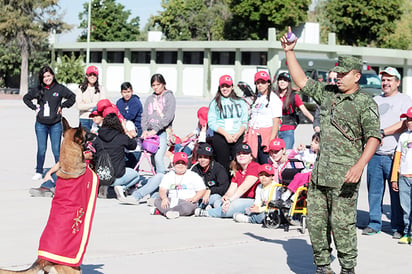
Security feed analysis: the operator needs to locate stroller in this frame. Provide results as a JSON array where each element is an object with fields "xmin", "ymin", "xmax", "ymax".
[{"xmin": 263, "ymin": 158, "xmax": 309, "ymax": 233}]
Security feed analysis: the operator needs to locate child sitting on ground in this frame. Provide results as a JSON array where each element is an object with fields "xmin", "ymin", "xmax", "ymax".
[
  {"xmin": 232, "ymin": 164, "xmax": 277, "ymax": 224},
  {"xmin": 150, "ymin": 152, "xmax": 206, "ymax": 219},
  {"xmin": 391, "ymin": 107, "xmax": 412, "ymax": 244}
]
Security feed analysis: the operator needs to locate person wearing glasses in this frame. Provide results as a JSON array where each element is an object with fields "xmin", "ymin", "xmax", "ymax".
[
  {"xmin": 313, "ymin": 70, "xmax": 338, "ymax": 132},
  {"xmin": 76, "ymin": 66, "xmax": 106, "ymax": 131},
  {"xmin": 280, "ymin": 27, "xmax": 380, "ymax": 274}
]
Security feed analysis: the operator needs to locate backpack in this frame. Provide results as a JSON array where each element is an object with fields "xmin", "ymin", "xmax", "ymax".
[{"xmin": 94, "ymin": 140, "xmax": 115, "ymax": 186}]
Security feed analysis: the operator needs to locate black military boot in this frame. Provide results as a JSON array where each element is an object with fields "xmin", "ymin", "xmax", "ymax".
[{"xmin": 340, "ymin": 268, "xmax": 355, "ymax": 274}]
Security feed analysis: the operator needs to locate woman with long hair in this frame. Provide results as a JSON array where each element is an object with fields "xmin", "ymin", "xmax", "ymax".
[
  {"xmin": 195, "ymin": 144, "xmax": 260, "ymax": 218},
  {"xmin": 23, "ymin": 65, "xmax": 76, "ymax": 180},
  {"xmin": 76, "ymin": 66, "xmax": 106, "ymax": 131},
  {"xmin": 245, "ymin": 71, "xmax": 282, "ymax": 164},
  {"xmin": 274, "ymin": 72, "xmax": 313, "ymax": 149},
  {"xmin": 141, "ymin": 73, "xmax": 176, "ymax": 174},
  {"xmin": 207, "ymin": 75, "xmax": 249, "ymax": 171}
]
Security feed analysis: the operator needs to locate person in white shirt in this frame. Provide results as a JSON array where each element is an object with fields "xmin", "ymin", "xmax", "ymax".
[
  {"xmin": 150, "ymin": 152, "xmax": 206, "ymax": 219},
  {"xmin": 245, "ymin": 71, "xmax": 282, "ymax": 164}
]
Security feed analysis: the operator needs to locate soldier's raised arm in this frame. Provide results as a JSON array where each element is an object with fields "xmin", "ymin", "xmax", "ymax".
[{"xmin": 280, "ymin": 26, "xmax": 308, "ymax": 89}]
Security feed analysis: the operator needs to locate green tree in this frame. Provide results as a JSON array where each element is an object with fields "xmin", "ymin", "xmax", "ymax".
[
  {"xmin": 78, "ymin": 0, "xmax": 140, "ymax": 42},
  {"xmin": 379, "ymin": 0, "xmax": 412, "ymax": 50},
  {"xmin": 226, "ymin": 0, "xmax": 311, "ymax": 40},
  {"xmin": 0, "ymin": 0, "xmax": 70, "ymax": 95},
  {"xmin": 55, "ymin": 53, "xmax": 85, "ymax": 84},
  {"xmin": 153, "ymin": 0, "xmax": 230, "ymax": 41},
  {"xmin": 322, "ymin": 0, "xmax": 402, "ymax": 47}
]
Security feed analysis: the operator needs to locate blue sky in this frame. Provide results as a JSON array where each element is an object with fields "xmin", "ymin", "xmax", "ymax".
[{"xmin": 57, "ymin": 0, "xmax": 162, "ymax": 42}]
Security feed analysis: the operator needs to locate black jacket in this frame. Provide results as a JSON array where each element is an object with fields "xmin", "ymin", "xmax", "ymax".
[
  {"xmin": 93, "ymin": 127, "xmax": 137, "ymax": 178},
  {"xmin": 23, "ymin": 83, "xmax": 76, "ymax": 125},
  {"xmin": 191, "ymin": 160, "xmax": 230, "ymax": 196}
]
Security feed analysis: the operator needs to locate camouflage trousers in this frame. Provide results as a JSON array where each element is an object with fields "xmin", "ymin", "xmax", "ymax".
[{"xmin": 307, "ymin": 183, "xmax": 359, "ymax": 269}]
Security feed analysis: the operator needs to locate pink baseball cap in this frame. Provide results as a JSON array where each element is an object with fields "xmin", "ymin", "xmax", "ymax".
[
  {"xmin": 400, "ymin": 106, "xmax": 412, "ymax": 119},
  {"xmin": 269, "ymin": 138, "xmax": 285, "ymax": 151},
  {"xmin": 173, "ymin": 152, "xmax": 188, "ymax": 164},
  {"xmin": 86, "ymin": 65, "xmax": 99, "ymax": 76},
  {"xmin": 254, "ymin": 71, "xmax": 271, "ymax": 83},
  {"xmin": 197, "ymin": 107, "xmax": 209, "ymax": 126},
  {"xmin": 258, "ymin": 164, "xmax": 275, "ymax": 176},
  {"xmin": 219, "ymin": 75, "xmax": 233, "ymax": 87}
]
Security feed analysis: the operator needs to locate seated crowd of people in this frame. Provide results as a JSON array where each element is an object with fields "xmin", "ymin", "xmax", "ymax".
[{"xmin": 27, "ymin": 71, "xmax": 320, "ymax": 227}]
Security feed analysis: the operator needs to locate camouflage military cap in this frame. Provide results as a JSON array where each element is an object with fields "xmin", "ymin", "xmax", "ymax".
[{"xmin": 332, "ymin": 56, "xmax": 363, "ymax": 73}]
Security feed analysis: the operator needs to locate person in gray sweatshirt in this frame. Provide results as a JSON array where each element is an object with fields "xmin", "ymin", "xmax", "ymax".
[{"xmin": 141, "ymin": 74, "xmax": 176, "ymax": 174}]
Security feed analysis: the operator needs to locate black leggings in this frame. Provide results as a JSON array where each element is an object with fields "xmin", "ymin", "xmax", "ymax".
[{"xmin": 212, "ymin": 132, "xmax": 244, "ymax": 171}]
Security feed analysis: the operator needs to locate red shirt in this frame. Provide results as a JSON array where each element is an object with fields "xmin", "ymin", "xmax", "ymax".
[
  {"xmin": 231, "ymin": 161, "xmax": 260, "ymax": 198},
  {"xmin": 279, "ymin": 93, "xmax": 303, "ymax": 131}
]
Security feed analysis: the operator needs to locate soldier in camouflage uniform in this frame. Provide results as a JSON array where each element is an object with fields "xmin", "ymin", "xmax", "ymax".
[{"xmin": 280, "ymin": 29, "xmax": 381, "ymax": 274}]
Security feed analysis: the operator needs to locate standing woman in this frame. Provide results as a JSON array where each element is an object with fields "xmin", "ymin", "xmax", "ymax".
[
  {"xmin": 246, "ymin": 71, "xmax": 282, "ymax": 164},
  {"xmin": 76, "ymin": 65, "xmax": 106, "ymax": 131},
  {"xmin": 141, "ymin": 74, "xmax": 176, "ymax": 174},
  {"xmin": 23, "ymin": 65, "xmax": 76, "ymax": 180},
  {"xmin": 208, "ymin": 75, "xmax": 249, "ymax": 171},
  {"xmin": 274, "ymin": 72, "xmax": 313, "ymax": 149}
]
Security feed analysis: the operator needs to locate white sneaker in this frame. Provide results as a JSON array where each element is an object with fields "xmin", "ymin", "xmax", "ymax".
[
  {"xmin": 114, "ymin": 186, "xmax": 126, "ymax": 200},
  {"xmin": 166, "ymin": 211, "xmax": 180, "ymax": 219},
  {"xmin": 146, "ymin": 197, "xmax": 156, "ymax": 207},
  {"xmin": 194, "ymin": 208, "xmax": 209, "ymax": 217},
  {"xmin": 119, "ymin": 196, "xmax": 140, "ymax": 205},
  {"xmin": 32, "ymin": 173, "xmax": 42, "ymax": 181},
  {"xmin": 233, "ymin": 213, "xmax": 250, "ymax": 223}
]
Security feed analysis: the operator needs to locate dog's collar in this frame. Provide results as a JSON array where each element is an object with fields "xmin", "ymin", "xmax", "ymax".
[{"xmin": 58, "ymin": 166, "xmax": 86, "ymax": 177}]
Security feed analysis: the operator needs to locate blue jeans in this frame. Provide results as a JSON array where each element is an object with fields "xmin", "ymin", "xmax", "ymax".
[
  {"xmin": 174, "ymin": 143, "xmax": 192, "ymax": 156},
  {"xmin": 207, "ymin": 198, "xmax": 254, "ymax": 218},
  {"xmin": 279, "ymin": 129, "xmax": 295, "ymax": 150},
  {"xmin": 131, "ymin": 173, "xmax": 164, "ymax": 200},
  {"xmin": 153, "ymin": 131, "xmax": 168, "ymax": 174},
  {"xmin": 35, "ymin": 121, "xmax": 62, "ymax": 174},
  {"xmin": 80, "ymin": 118, "xmax": 93, "ymax": 131},
  {"xmin": 249, "ymin": 212, "xmax": 265, "ymax": 224},
  {"xmin": 366, "ymin": 154, "xmax": 404, "ymax": 232},
  {"xmin": 111, "ymin": 168, "xmax": 141, "ymax": 190},
  {"xmin": 199, "ymin": 193, "xmax": 223, "ymax": 209},
  {"xmin": 40, "ymin": 168, "xmax": 57, "ymax": 189},
  {"xmin": 399, "ymin": 175, "xmax": 412, "ymax": 236}
]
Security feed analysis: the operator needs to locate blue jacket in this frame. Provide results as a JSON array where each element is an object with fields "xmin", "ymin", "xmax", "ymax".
[{"xmin": 116, "ymin": 94, "xmax": 143, "ymax": 136}]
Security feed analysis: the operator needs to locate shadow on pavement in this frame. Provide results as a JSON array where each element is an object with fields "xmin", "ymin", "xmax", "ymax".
[{"xmin": 244, "ymin": 232, "xmax": 317, "ymax": 273}]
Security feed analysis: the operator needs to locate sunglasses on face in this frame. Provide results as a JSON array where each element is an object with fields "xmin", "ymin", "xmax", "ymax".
[{"xmin": 327, "ymin": 78, "xmax": 337, "ymax": 83}]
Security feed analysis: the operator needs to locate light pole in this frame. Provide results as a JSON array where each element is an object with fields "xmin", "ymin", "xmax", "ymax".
[{"xmin": 86, "ymin": 0, "xmax": 91, "ymax": 64}]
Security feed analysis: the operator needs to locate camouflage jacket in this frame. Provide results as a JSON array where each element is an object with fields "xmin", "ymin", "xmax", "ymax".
[{"xmin": 301, "ymin": 79, "xmax": 381, "ymax": 188}]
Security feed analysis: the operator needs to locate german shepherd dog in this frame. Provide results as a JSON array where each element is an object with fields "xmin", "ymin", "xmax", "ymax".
[{"xmin": 0, "ymin": 118, "xmax": 97, "ymax": 274}]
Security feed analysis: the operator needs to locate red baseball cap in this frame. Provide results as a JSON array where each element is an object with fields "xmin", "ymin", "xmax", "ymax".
[
  {"xmin": 89, "ymin": 107, "xmax": 100, "ymax": 118},
  {"xmin": 254, "ymin": 71, "xmax": 271, "ymax": 83},
  {"xmin": 173, "ymin": 152, "xmax": 188, "ymax": 164},
  {"xmin": 197, "ymin": 107, "xmax": 208, "ymax": 126},
  {"xmin": 219, "ymin": 75, "xmax": 233, "ymax": 87},
  {"xmin": 258, "ymin": 164, "xmax": 275, "ymax": 176},
  {"xmin": 400, "ymin": 106, "xmax": 412, "ymax": 119},
  {"xmin": 102, "ymin": 106, "xmax": 117, "ymax": 118},
  {"xmin": 96, "ymin": 99, "xmax": 112, "ymax": 112},
  {"xmin": 269, "ymin": 138, "xmax": 285, "ymax": 151},
  {"xmin": 86, "ymin": 65, "xmax": 99, "ymax": 76}
]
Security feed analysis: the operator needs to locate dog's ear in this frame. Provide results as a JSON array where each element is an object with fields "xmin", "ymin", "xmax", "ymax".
[
  {"xmin": 61, "ymin": 117, "xmax": 71, "ymax": 136},
  {"xmin": 73, "ymin": 127, "xmax": 86, "ymax": 145}
]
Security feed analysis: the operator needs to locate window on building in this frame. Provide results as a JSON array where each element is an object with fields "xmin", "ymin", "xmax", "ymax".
[
  {"xmin": 90, "ymin": 52, "xmax": 102, "ymax": 63},
  {"xmin": 107, "ymin": 51, "xmax": 124, "ymax": 63},
  {"xmin": 183, "ymin": 51, "xmax": 204, "ymax": 64},
  {"xmin": 131, "ymin": 51, "xmax": 150, "ymax": 63},
  {"xmin": 211, "ymin": 52, "xmax": 235, "ymax": 65},
  {"xmin": 156, "ymin": 51, "xmax": 177, "ymax": 64},
  {"xmin": 241, "ymin": 52, "xmax": 267, "ymax": 65}
]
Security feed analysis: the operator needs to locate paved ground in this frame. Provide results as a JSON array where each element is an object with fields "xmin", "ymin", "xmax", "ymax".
[{"xmin": 0, "ymin": 95, "xmax": 411, "ymax": 273}]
